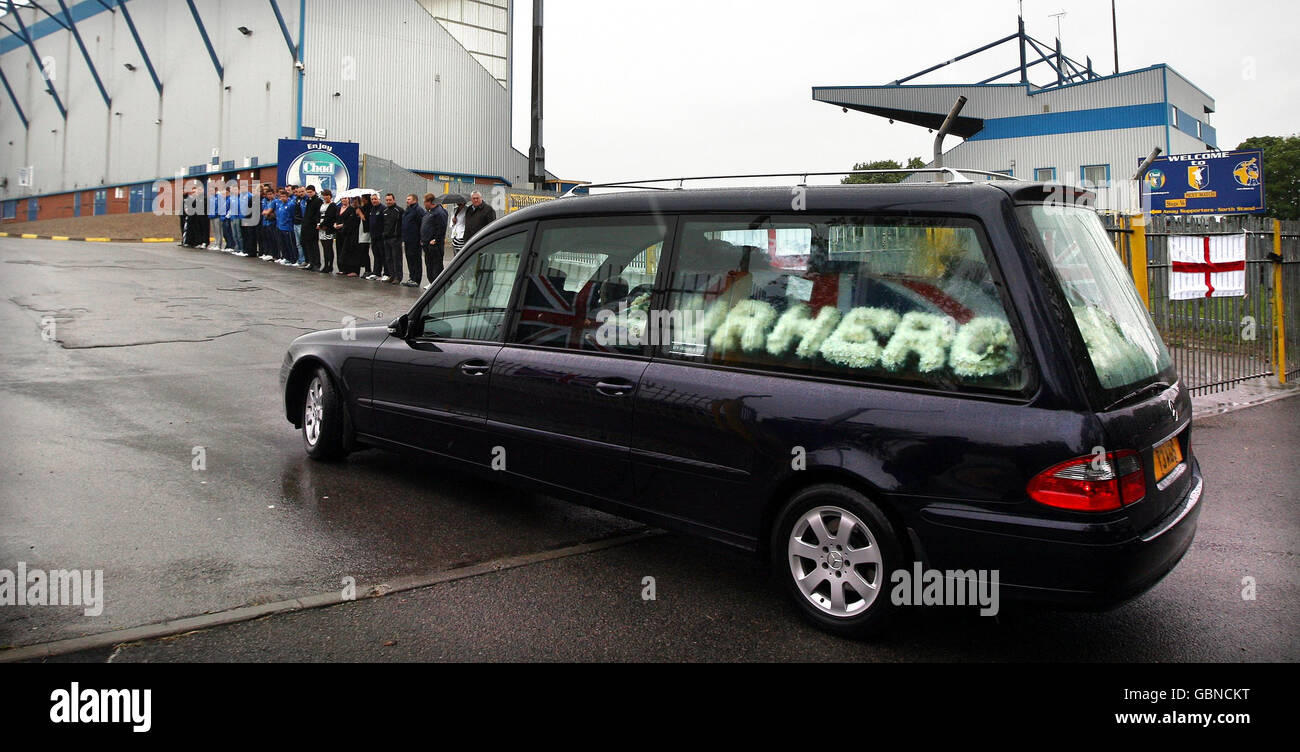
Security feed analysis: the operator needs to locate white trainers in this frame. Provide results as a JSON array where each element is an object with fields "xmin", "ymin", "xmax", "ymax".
[
  {"xmin": 423, "ymin": 283, "xmax": 432, "ymax": 290},
  {"xmin": 379, "ymin": 275, "xmax": 390, "ymax": 282},
  {"xmin": 366, "ymin": 274, "xmax": 378, "ymax": 280}
]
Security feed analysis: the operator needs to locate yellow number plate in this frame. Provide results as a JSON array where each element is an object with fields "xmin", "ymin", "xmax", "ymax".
[{"xmin": 1152, "ymin": 437, "xmax": 1184, "ymax": 481}]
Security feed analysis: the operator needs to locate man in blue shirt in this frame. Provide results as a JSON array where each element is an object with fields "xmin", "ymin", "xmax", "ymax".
[
  {"xmin": 221, "ymin": 185, "xmax": 241, "ymax": 253},
  {"xmin": 260, "ymin": 185, "xmax": 277, "ymax": 261},
  {"xmin": 274, "ymin": 189, "xmax": 298, "ymax": 265}
]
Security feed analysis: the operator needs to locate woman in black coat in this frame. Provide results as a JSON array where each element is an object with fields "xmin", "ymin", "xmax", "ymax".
[
  {"xmin": 336, "ymin": 198, "xmax": 363, "ymax": 276},
  {"xmin": 356, "ymin": 197, "xmax": 373, "ymax": 277}
]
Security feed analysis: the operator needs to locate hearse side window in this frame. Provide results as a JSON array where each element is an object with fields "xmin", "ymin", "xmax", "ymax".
[
  {"xmin": 413, "ymin": 232, "xmax": 526, "ymax": 341},
  {"xmin": 512, "ymin": 218, "xmax": 668, "ymax": 354},
  {"xmin": 658, "ymin": 215, "xmax": 1027, "ymax": 392}
]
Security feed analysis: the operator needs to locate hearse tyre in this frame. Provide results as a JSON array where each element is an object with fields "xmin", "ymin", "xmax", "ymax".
[
  {"xmin": 301, "ymin": 365, "xmax": 348, "ymax": 461},
  {"xmin": 773, "ymin": 483, "xmax": 904, "ymax": 638}
]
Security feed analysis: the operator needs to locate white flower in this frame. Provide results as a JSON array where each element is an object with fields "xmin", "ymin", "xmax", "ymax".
[
  {"xmin": 711, "ymin": 299, "xmax": 778, "ymax": 353},
  {"xmin": 766, "ymin": 304, "xmax": 843, "ymax": 359},
  {"xmin": 819, "ymin": 307, "xmax": 901, "ymax": 369},
  {"xmin": 880, "ymin": 312, "xmax": 956, "ymax": 372},
  {"xmin": 949, "ymin": 317, "xmax": 1019, "ymax": 377},
  {"xmin": 1071, "ymin": 305, "xmax": 1151, "ymax": 388},
  {"xmin": 690, "ymin": 297, "xmax": 733, "ymax": 343}
]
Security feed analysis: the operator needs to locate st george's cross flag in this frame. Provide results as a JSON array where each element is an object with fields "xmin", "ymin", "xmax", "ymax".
[{"xmin": 1168, "ymin": 233, "xmax": 1247, "ymax": 300}]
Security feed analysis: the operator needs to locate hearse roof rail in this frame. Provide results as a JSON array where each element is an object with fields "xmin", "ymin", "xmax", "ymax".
[{"xmin": 561, "ymin": 168, "xmax": 1025, "ymax": 197}]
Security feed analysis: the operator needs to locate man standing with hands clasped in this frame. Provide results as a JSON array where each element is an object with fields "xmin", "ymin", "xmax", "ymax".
[
  {"xmin": 420, "ymin": 194, "xmax": 449, "ymax": 290},
  {"xmin": 400, "ymin": 193, "xmax": 425, "ymax": 287}
]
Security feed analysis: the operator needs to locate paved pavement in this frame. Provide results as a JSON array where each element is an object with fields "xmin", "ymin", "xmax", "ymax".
[{"xmin": 1, "ymin": 237, "xmax": 1297, "ymax": 662}]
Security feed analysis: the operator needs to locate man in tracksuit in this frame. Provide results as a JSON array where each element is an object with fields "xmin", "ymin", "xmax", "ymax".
[
  {"xmin": 239, "ymin": 184, "xmax": 259, "ymax": 257},
  {"xmin": 400, "ymin": 194, "xmax": 425, "ymax": 287},
  {"xmin": 379, "ymin": 193, "xmax": 404, "ymax": 285},
  {"xmin": 419, "ymin": 193, "xmax": 448, "ymax": 290},
  {"xmin": 205, "ymin": 183, "xmax": 223, "ymax": 249},
  {"xmin": 260, "ymin": 186, "xmax": 277, "ymax": 260},
  {"xmin": 222, "ymin": 185, "xmax": 241, "ymax": 253},
  {"xmin": 274, "ymin": 189, "xmax": 298, "ymax": 265}
]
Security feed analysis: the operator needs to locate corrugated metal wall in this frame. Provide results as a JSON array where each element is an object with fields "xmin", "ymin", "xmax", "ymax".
[
  {"xmin": 0, "ymin": 0, "xmax": 300, "ymax": 199},
  {"xmin": 0, "ymin": 0, "xmax": 525, "ymax": 202},
  {"xmin": 301, "ymin": 0, "xmax": 528, "ymax": 186}
]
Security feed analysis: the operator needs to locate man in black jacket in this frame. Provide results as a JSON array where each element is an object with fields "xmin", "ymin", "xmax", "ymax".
[
  {"xmin": 380, "ymin": 193, "xmax": 404, "ymax": 285},
  {"xmin": 300, "ymin": 185, "xmax": 323, "ymax": 270},
  {"xmin": 420, "ymin": 193, "xmax": 448, "ymax": 290},
  {"xmin": 400, "ymin": 194, "xmax": 426, "ymax": 287},
  {"xmin": 463, "ymin": 190, "xmax": 496, "ymax": 242}
]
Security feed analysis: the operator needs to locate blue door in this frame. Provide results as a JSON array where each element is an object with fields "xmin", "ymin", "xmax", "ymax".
[
  {"xmin": 129, "ymin": 185, "xmax": 145, "ymax": 213},
  {"xmin": 93, "ymin": 190, "xmax": 107, "ymax": 215},
  {"xmin": 73, "ymin": 192, "xmax": 82, "ymax": 217},
  {"xmin": 27, "ymin": 198, "xmax": 38, "ymax": 221}
]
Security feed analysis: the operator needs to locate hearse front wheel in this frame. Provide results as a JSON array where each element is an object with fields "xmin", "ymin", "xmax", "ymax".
[
  {"xmin": 302, "ymin": 366, "xmax": 347, "ymax": 461},
  {"xmin": 772, "ymin": 484, "xmax": 902, "ymax": 638}
]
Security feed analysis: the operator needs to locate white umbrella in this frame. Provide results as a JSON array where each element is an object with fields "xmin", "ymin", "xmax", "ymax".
[{"xmin": 336, "ymin": 188, "xmax": 379, "ymax": 199}]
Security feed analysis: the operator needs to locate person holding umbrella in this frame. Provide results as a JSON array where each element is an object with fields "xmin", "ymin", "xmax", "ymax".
[{"xmin": 444, "ymin": 193, "xmax": 468, "ymax": 256}]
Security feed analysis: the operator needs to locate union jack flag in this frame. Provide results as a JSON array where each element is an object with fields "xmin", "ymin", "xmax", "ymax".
[{"xmin": 516, "ymin": 274, "xmax": 610, "ymax": 351}]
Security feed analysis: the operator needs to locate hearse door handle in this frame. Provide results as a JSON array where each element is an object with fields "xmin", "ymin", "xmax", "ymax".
[
  {"xmin": 595, "ymin": 378, "xmax": 635, "ymax": 396},
  {"xmin": 459, "ymin": 359, "xmax": 491, "ymax": 376}
]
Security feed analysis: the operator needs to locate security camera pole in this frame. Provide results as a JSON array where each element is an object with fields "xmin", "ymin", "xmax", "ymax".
[{"xmin": 528, "ymin": 0, "xmax": 546, "ymax": 189}]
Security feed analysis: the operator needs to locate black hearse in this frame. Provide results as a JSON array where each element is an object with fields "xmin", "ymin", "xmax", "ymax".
[{"xmin": 281, "ymin": 175, "xmax": 1201, "ymax": 636}]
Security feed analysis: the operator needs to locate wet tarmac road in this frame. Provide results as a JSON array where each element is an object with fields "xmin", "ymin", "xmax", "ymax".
[
  {"xmin": 2, "ymin": 237, "xmax": 1297, "ymax": 661},
  {"xmin": 0, "ymin": 238, "xmax": 636, "ymax": 648}
]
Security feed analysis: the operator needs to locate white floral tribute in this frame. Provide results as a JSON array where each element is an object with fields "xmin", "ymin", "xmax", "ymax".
[
  {"xmin": 766, "ymin": 303, "xmax": 843, "ymax": 359},
  {"xmin": 711, "ymin": 300, "xmax": 778, "ymax": 353},
  {"xmin": 678, "ymin": 298, "xmax": 1022, "ymax": 381},
  {"xmin": 948, "ymin": 316, "xmax": 1019, "ymax": 378},
  {"xmin": 1070, "ymin": 304, "xmax": 1153, "ymax": 388},
  {"xmin": 689, "ymin": 297, "xmax": 734, "ymax": 343},
  {"xmin": 880, "ymin": 312, "xmax": 957, "ymax": 373},
  {"xmin": 818, "ymin": 307, "xmax": 901, "ymax": 369}
]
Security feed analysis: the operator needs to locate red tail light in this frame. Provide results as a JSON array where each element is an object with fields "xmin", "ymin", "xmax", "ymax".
[{"xmin": 1027, "ymin": 450, "xmax": 1146, "ymax": 512}]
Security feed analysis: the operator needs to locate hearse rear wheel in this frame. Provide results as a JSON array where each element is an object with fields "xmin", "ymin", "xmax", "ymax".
[{"xmin": 772, "ymin": 484, "xmax": 902, "ymax": 638}]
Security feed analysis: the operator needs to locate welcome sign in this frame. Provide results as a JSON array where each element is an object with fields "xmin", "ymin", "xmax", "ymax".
[
  {"xmin": 1139, "ymin": 149, "xmax": 1265, "ymax": 216},
  {"xmin": 276, "ymin": 139, "xmax": 359, "ymax": 194}
]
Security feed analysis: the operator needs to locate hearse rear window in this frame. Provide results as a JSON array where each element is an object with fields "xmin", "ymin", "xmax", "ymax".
[{"xmin": 653, "ymin": 215, "xmax": 1026, "ymax": 391}]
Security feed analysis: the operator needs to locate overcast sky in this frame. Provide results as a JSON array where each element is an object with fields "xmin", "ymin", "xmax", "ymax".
[{"xmin": 509, "ymin": 0, "xmax": 1299, "ymax": 185}]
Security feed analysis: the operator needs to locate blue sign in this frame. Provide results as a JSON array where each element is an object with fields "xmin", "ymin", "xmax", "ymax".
[
  {"xmin": 276, "ymin": 139, "xmax": 359, "ymax": 194},
  {"xmin": 1139, "ymin": 149, "xmax": 1265, "ymax": 216}
]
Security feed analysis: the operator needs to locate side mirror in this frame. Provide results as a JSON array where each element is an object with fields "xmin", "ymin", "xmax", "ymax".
[{"xmin": 387, "ymin": 313, "xmax": 410, "ymax": 339}]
